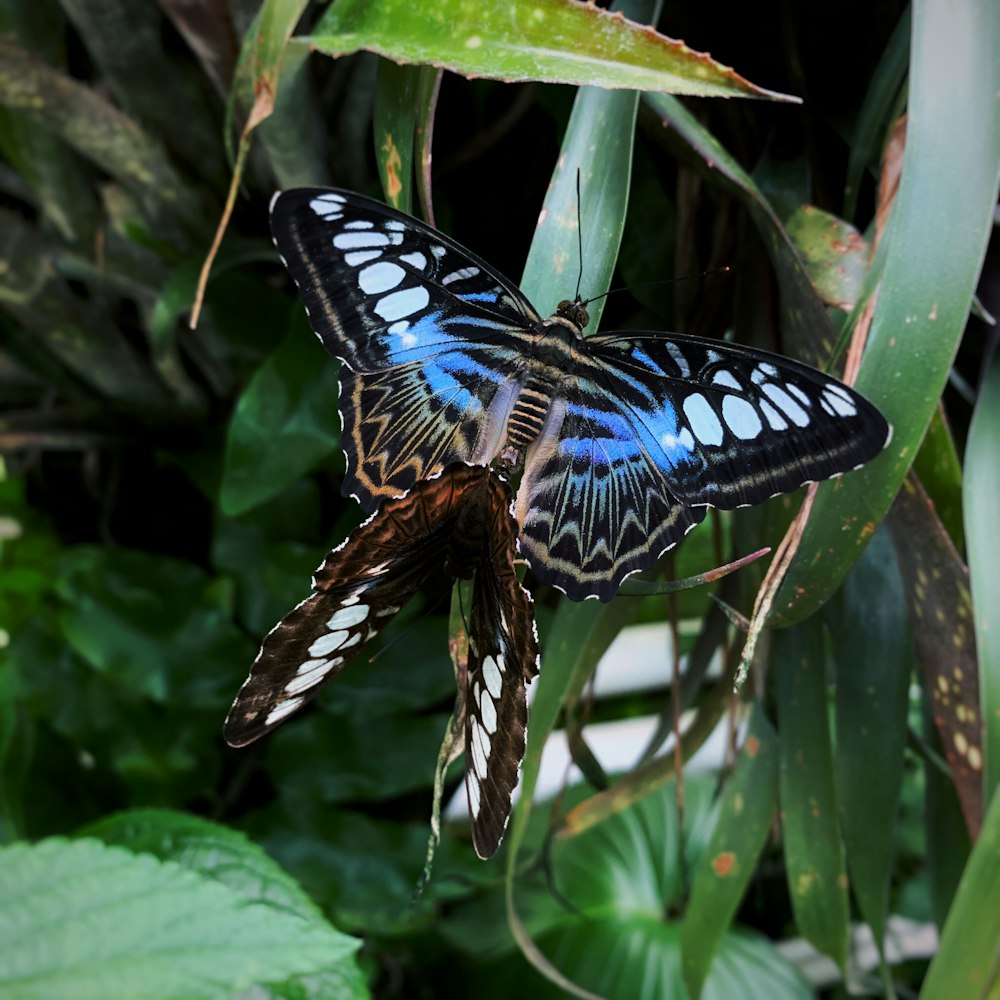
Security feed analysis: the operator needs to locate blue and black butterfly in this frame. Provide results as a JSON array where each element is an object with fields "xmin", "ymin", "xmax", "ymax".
[
  {"xmin": 270, "ymin": 188, "xmax": 892, "ymax": 602},
  {"xmin": 225, "ymin": 463, "xmax": 538, "ymax": 859}
]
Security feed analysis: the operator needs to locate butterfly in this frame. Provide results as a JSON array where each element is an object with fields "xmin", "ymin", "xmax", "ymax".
[
  {"xmin": 224, "ymin": 463, "xmax": 538, "ymax": 859},
  {"xmin": 270, "ymin": 187, "xmax": 892, "ymax": 602}
]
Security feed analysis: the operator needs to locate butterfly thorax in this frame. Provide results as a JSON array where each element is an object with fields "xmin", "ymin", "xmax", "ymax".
[{"xmin": 504, "ymin": 320, "xmax": 582, "ymax": 456}]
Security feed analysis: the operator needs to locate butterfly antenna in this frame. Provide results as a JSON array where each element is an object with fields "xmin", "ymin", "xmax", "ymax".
[
  {"xmin": 574, "ymin": 168, "xmax": 584, "ymax": 305},
  {"xmin": 580, "ymin": 267, "xmax": 732, "ymax": 311}
]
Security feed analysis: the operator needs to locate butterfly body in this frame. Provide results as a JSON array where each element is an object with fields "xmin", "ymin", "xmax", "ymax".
[
  {"xmin": 272, "ymin": 188, "xmax": 892, "ymax": 601},
  {"xmin": 225, "ymin": 463, "xmax": 537, "ymax": 859}
]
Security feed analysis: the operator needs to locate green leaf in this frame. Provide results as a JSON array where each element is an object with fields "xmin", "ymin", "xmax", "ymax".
[
  {"xmin": 540, "ymin": 781, "xmax": 809, "ymax": 1000},
  {"xmin": 309, "ymin": 0, "xmax": 798, "ymax": 100},
  {"xmin": 82, "ymin": 808, "xmax": 327, "ymax": 921},
  {"xmin": 888, "ymin": 476, "xmax": 981, "ymax": 834},
  {"xmin": 843, "ymin": 5, "xmax": 910, "ymax": 220},
  {"xmin": 0, "ymin": 837, "xmax": 362, "ymax": 1000},
  {"xmin": 683, "ymin": 705, "xmax": 780, "ymax": 999},
  {"xmin": 826, "ymin": 525, "xmax": 911, "ymax": 946},
  {"xmin": 964, "ymin": 347, "xmax": 1000, "ymax": 803},
  {"xmin": 54, "ymin": 547, "xmax": 249, "ymax": 709},
  {"xmin": 220, "ymin": 314, "xmax": 341, "ymax": 517},
  {"xmin": 770, "ymin": 0, "xmax": 1000, "ymax": 624},
  {"xmin": 774, "ymin": 620, "xmax": 849, "ymax": 969},
  {"xmin": 373, "ymin": 60, "xmax": 420, "ymax": 212},
  {"xmin": 0, "ymin": 36, "xmax": 207, "ymax": 247},
  {"xmin": 920, "ymin": 789, "xmax": 1000, "ymax": 998},
  {"xmin": 784, "ymin": 204, "xmax": 867, "ymax": 311}
]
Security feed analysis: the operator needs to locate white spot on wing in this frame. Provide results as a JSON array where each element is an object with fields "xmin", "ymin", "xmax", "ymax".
[
  {"xmin": 373, "ymin": 286, "xmax": 430, "ymax": 321},
  {"xmin": 721, "ymin": 396, "xmax": 763, "ymax": 439},
  {"xmin": 285, "ymin": 659, "xmax": 334, "ymax": 695},
  {"xmin": 759, "ymin": 399, "xmax": 788, "ymax": 430},
  {"xmin": 265, "ymin": 696, "xmax": 305, "ymax": 727},
  {"xmin": 711, "ymin": 369, "xmax": 741, "ymax": 390},
  {"xmin": 344, "ymin": 250, "xmax": 381, "ymax": 266},
  {"xmin": 480, "ymin": 688, "xmax": 498, "ymax": 734},
  {"xmin": 309, "ymin": 631, "xmax": 348, "ymax": 657},
  {"xmin": 482, "ymin": 657, "xmax": 503, "ymax": 699},
  {"xmin": 683, "ymin": 393, "xmax": 724, "ymax": 447},
  {"xmin": 471, "ymin": 722, "xmax": 489, "ymax": 779},
  {"xmin": 359, "ymin": 261, "xmax": 406, "ymax": 294},
  {"xmin": 762, "ymin": 384, "xmax": 810, "ymax": 427},
  {"xmin": 333, "ymin": 232, "xmax": 390, "ymax": 250},
  {"xmin": 822, "ymin": 384, "xmax": 857, "ymax": 416},
  {"xmin": 441, "ymin": 266, "xmax": 480, "ymax": 285},
  {"xmin": 468, "ymin": 773, "xmax": 481, "ymax": 818},
  {"xmin": 326, "ymin": 604, "xmax": 370, "ymax": 629},
  {"xmin": 667, "ymin": 343, "xmax": 690, "ymax": 377},
  {"xmin": 400, "ymin": 252, "xmax": 427, "ymax": 269}
]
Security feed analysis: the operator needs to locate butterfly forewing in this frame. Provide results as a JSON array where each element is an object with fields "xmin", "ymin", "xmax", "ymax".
[
  {"xmin": 584, "ymin": 332, "xmax": 891, "ymax": 508},
  {"xmin": 463, "ymin": 474, "xmax": 538, "ymax": 858},
  {"xmin": 270, "ymin": 189, "xmax": 539, "ymax": 510},
  {"xmin": 224, "ymin": 467, "xmax": 486, "ymax": 747}
]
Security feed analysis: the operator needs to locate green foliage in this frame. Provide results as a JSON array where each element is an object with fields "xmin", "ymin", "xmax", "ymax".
[{"xmin": 1, "ymin": 0, "xmax": 998, "ymax": 996}]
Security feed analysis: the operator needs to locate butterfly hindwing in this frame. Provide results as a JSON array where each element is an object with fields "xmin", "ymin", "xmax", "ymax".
[
  {"xmin": 463, "ymin": 473, "xmax": 538, "ymax": 858},
  {"xmin": 224, "ymin": 466, "xmax": 488, "ymax": 747}
]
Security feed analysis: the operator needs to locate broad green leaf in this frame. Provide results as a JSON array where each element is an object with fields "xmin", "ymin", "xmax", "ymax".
[
  {"xmin": 0, "ymin": 837, "xmax": 362, "ymax": 1000},
  {"xmin": 921, "ymin": 789, "xmax": 1000, "ymax": 999},
  {"xmin": 519, "ymin": 81, "xmax": 638, "ymax": 329},
  {"xmin": 964, "ymin": 347, "xmax": 1000, "ymax": 803},
  {"xmin": 83, "ymin": 809, "xmax": 327, "ymax": 920},
  {"xmin": 826, "ymin": 525, "xmax": 911, "ymax": 947},
  {"xmin": 540, "ymin": 781, "xmax": 808, "ymax": 1000},
  {"xmin": 220, "ymin": 313, "xmax": 341, "ymax": 517},
  {"xmin": 770, "ymin": 0, "xmax": 1000, "ymax": 625},
  {"xmin": 682, "ymin": 705, "xmax": 780, "ymax": 999},
  {"xmin": 774, "ymin": 621, "xmax": 849, "ymax": 969},
  {"xmin": 309, "ymin": 0, "xmax": 797, "ymax": 101}
]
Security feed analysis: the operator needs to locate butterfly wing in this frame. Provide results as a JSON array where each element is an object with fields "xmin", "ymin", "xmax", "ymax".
[
  {"xmin": 516, "ymin": 334, "xmax": 890, "ymax": 601},
  {"xmin": 224, "ymin": 467, "xmax": 485, "ymax": 746},
  {"xmin": 270, "ymin": 188, "xmax": 540, "ymax": 510},
  {"xmin": 464, "ymin": 472, "xmax": 538, "ymax": 858}
]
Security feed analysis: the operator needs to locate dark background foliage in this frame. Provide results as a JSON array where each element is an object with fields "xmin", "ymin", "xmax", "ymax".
[{"xmin": 1, "ymin": 0, "xmax": 998, "ymax": 997}]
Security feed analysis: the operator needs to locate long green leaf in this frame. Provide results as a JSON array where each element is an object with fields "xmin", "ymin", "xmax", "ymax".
[
  {"xmin": 964, "ymin": 348, "xmax": 1000, "ymax": 803},
  {"xmin": 682, "ymin": 705, "xmax": 780, "ymax": 999},
  {"xmin": 826, "ymin": 525, "xmax": 910, "ymax": 950},
  {"xmin": 770, "ymin": 0, "xmax": 1000, "ymax": 625},
  {"xmin": 309, "ymin": 0, "xmax": 797, "ymax": 100},
  {"xmin": 774, "ymin": 621, "xmax": 849, "ymax": 969},
  {"xmin": 920, "ymin": 788, "xmax": 1000, "ymax": 998}
]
